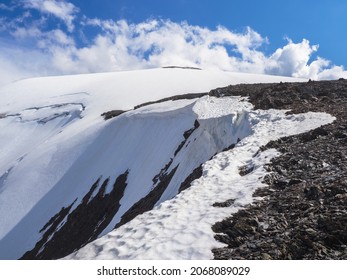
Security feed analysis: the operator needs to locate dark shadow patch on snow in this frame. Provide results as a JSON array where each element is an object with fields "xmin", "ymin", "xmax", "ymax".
[
  {"xmin": 37, "ymin": 112, "xmax": 71, "ymax": 124},
  {"xmin": 25, "ymin": 103, "xmax": 86, "ymax": 112},
  {"xmin": 21, "ymin": 171, "xmax": 129, "ymax": 260},
  {"xmin": 1, "ymin": 113, "xmax": 20, "ymax": 118},
  {"xmin": 0, "ymin": 156, "xmax": 27, "ymax": 195},
  {"xmin": 4, "ymin": 103, "xmax": 86, "ymax": 126},
  {"xmin": 58, "ymin": 91, "xmax": 90, "ymax": 97},
  {"xmin": 0, "ymin": 167, "xmax": 14, "ymax": 195}
]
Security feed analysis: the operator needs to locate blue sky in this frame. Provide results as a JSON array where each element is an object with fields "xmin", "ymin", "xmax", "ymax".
[
  {"xmin": 0, "ymin": 0, "xmax": 346, "ymax": 85},
  {"xmin": 74, "ymin": 0, "xmax": 347, "ymax": 64}
]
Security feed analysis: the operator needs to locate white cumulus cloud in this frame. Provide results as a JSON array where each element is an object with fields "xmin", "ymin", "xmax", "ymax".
[
  {"xmin": 39, "ymin": 19, "xmax": 270, "ymax": 73},
  {"xmin": 1, "ymin": 17, "xmax": 347, "ymax": 86},
  {"xmin": 23, "ymin": 0, "xmax": 78, "ymax": 32}
]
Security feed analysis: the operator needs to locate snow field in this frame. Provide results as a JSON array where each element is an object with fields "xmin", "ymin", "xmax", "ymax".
[
  {"xmin": 66, "ymin": 102, "xmax": 334, "ymax": 259},
  {"xmin": 0, "ymin": 68, "xmax": 312, "ymax": 259}
]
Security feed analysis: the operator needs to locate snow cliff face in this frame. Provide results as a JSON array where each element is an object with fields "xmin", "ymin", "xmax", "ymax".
[{"xmin": 0, "ymin": 68, "xmax": 332, "ymax": 259}]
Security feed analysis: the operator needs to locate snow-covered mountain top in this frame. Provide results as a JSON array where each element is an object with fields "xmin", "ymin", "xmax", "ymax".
[
  {"xmin": 0, "ymin": 68, "xmax": 314, "ymax": 260},
  {"xmin": 0, "ymin": 68, "xmax": 305, "ymax": 117}
]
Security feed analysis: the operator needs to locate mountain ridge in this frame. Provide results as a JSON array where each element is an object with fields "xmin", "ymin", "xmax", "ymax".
[
  {"xmin": 212, "ymin": 78, "xmax": 347, "ymax": 259},
  {"xmin": 0, "ymin": 69, "xmax": 342, "ymax": 260}
]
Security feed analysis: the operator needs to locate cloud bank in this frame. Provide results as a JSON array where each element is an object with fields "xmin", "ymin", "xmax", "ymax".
[{"xmin": 0, "ymin": 1, "xmax": 346, "ymax": 86}]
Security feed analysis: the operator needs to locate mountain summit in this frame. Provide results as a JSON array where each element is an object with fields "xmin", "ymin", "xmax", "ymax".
[{"xmin": 0, "ymin": 68, "xmax": 342, "ymax": 260}]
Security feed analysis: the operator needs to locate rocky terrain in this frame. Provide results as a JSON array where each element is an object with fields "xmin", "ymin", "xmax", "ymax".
[{"xmin": 211, "ymin": 79, "xmax": 347, "ymax": 259}]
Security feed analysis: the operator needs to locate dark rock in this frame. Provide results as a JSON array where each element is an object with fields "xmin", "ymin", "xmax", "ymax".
[
  {"xmin": 101, "ymin": 110, "xmax": 126, "ymax": 120},
  {"xmin": 212, "ymin": 79, "xmax": 347, "ymax": 260},
  {"xmin": 178, "ymin": 164, "xmax": 203, "ymax": 193},
  {"xmin": 334, "ymin": 131, "xmax": 347, "ymax": 139},
  {"xmin": 134, "ymin": 92, "xmax": 206, "ymax": 109},
  {"xmin": 116, "ymin": 165, "xmax": 179, "ymax": 229},
  {"xmin": 174, "ymin": 120, "xmax": 200, "ymax": 156},
  {"xmin": 213, "ymin": 199, "xmax": 236, "ymax": 208},
  {"xmin": 21, "ymin": 170, "xmax": 129, "ymax": 260},
  {"xmin": 304, "ymin": 186, "xmax": 321, "ymax": 200},
  {"xmin": 162, "ymin": 66, "xmax": 202, "ymax": 70},
  {"xmin": 239, "ymin": 164, "xmax": 254, "ymax": 176}
]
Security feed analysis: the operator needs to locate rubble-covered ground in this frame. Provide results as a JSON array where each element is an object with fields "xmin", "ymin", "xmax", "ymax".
[{"xmin": 211, "ymin": 79, "xmax": 347, "ymax": 259}]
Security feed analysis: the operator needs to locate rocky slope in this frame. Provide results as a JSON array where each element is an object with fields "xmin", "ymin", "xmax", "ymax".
[{"xmin": 211, "ymin": 79, "xmax": 347, "ymax": 259}]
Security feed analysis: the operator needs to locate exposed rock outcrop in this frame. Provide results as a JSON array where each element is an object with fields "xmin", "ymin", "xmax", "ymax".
[
  {"xmin": 21, "ymin": 171, "xmax": 129, "ymax": 260},
  {"xmin": 212, "ymin": 79, "xmax": 347, "ymax": 260}
]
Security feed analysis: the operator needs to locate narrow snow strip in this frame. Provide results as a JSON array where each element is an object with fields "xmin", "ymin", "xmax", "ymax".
[{"xmin": 66, "ymin": 105, "xmax": 335, "ymax": 260}]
